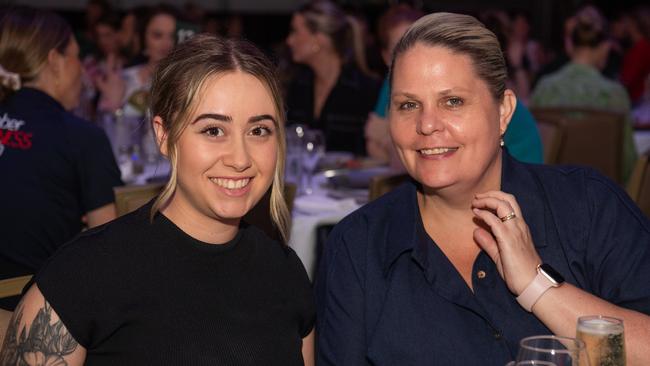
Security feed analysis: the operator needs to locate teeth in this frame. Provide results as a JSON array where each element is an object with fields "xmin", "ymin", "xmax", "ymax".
[
  {"xmin": 211, "ymin": 178, "xmax": 250, "ymax": 189},
  {"xmin": 420, "ymin": 147, "xmax": 458, "ymax": 155}
]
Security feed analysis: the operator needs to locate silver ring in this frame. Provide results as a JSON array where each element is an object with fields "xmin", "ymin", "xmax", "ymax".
[{"xmin": 500, "ymin": 212, "xmax": 516, "ymax": 222}]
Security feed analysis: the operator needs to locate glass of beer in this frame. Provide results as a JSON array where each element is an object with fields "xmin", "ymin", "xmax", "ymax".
[{"xmin": 576, "ymin": 315, "xmax": 626, "ymax": 366}]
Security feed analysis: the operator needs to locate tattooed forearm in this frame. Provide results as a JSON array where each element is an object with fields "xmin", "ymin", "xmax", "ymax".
[{"xmin": 0, "ymin": 301, "xmax": 78, "ymax": 365}]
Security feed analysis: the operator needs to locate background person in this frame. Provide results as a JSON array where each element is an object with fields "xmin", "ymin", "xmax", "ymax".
[
  {"xmin": 0, "ymin": 7, "xmax": 122, "ymax": 311},
  {"xmin": 316, "ymin": 12, "xmax": 650, "ymax": 366},
  {"xmin": 0, "ymin": 34, "xmax": 315, "ymax": 365},
  {"xmin": 285, "ymin": 0, "xmax": 380, "ymax": 156},
  {"xmin": 530, "ymin": 6, "xmax": 638, "ymax": 182}
]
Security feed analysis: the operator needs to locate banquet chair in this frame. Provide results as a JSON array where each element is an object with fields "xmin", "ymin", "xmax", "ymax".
[
  {"xmin": 536, "ymin": 119, "xmax": 564, "ymax": 164},
  {"xmin": 369, "ymin": 172, "xmax": 410, "ymax": 201},
  {"xmin": 531, "ymin": 107, "xmax": 626, "ymax": 184},
  {"xmin": 0, "ymin": 275, "xmax": 32, "ymax": 300},
  {"xmin": 0, "ymin": 274, "xmax": 33, "ymax": 345},
  {"xmin": 114, "ymin": 182, "xmax": 166, "ymax": 216},
  {"xmin": 0, "ymin": 308, "xmax": 12, "ymax": 347},
  {"xmin": 627, "ymin": 153, "xmax": 650, "ymax": 217}
]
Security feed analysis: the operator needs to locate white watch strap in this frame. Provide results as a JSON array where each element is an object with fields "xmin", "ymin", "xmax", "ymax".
[{"xmin": 516, "ymin": 271, "xmax": 554, "ymax": 312}]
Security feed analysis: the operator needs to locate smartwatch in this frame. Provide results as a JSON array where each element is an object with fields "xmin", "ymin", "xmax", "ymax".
[{"xmin": 516, "ymin": 263, "xmax": 565, "ymax": 312}]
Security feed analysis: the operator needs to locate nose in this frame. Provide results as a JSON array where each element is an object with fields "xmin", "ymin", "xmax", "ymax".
[
  {"xmin": 223, "ymin": 136, "xmax": 252, "ymax": 172},
  {"xmin": 416, "ymin": 108, "xmax": 444, "ymax": 136}
]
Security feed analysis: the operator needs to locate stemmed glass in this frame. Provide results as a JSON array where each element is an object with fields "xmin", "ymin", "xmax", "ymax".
[
  {"xmin": 301, "ymin": 129, "xmax": 325, "ymax": 195},
  {"xmin": 510, "ymin": 335, "xmax": 590, "ymax": 366}
]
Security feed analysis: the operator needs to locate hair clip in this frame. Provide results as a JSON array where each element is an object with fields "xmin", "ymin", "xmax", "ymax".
[{"xmin": 0, "ymin": 64, "xmax": 21, "ymax": 91}]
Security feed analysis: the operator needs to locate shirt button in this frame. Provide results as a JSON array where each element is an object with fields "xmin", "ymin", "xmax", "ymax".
[
  {"xmin": 494, "ymin": 331, "xmax": 502, "ymax": 340},
  {"xmin": 477, "ymin": 270, "xmax": 487, "ymax": 279}
]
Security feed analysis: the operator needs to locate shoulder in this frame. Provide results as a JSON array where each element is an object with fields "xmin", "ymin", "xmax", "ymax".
[
  {"xmin": 242, "ymin": 224, "xmax": 304, "ymax": 266},
  {"xmin": 519, "ymin": 162, "xmax": 645, "ymax": 223},
  {"xmin": 52, "ymin": 205, "xmax": 149, "ymax": 258},
  {"xmin": 340, "ymin": 64, "xmax": 381, "ymax": 91},
  {"xmin": 326, "ymin": 181, "xmax": 415, "ymax": 258}
]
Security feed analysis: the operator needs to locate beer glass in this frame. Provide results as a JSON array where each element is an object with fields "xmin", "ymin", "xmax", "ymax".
[{"xmin": 577, "ymin": 315, "xmax": 625, "ymax": 366}]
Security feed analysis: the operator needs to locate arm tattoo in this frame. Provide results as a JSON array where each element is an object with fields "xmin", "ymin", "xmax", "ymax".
[{"xmin": 0, "ymin": 301, "xmax": 78, "ymax": 365}]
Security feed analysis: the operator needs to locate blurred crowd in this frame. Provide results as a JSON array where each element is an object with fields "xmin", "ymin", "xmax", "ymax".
[{"xmin": 55, "ymin": 1, "xmax": 650, "ymax": 157}]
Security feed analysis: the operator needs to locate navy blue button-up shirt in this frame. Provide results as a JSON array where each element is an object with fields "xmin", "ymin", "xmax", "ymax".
[{"xmin": 315, "ymin": 152, "xmax": 650, "ymax": 365}]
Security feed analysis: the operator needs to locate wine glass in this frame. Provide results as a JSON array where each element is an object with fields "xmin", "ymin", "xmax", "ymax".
[
  {"xmin": 515, "ymin": 335, "xmax": 590, "ymax": 366},
  {"xmin": 576, "ymin": 316, "xmax": 625, "ymax": 366},
  {"xmin": 301, "ymin": 129, "xmax": 325, "ymax": 195},
  {"xmin": 285, "ymin": 124, "xmax": 306, "ymax": 187}
]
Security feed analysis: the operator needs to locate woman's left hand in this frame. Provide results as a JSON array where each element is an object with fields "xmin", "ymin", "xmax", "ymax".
[{"xmin": 471, "ymin": 191, "xmax": 542, "ymax": 296}]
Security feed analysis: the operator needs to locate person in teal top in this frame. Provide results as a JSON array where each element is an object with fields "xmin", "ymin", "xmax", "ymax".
[{"xmin": 504, "ymin": 101, "xmax": 543, "ymax": 164}]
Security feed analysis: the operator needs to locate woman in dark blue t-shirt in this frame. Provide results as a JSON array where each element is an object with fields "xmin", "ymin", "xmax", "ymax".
[{"xmin": 0, "ymin": 7, "xmax": 122, "ymax": 310}]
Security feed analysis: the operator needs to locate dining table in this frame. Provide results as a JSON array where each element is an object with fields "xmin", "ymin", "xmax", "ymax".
[{"xmin": 287, "ymin": 164, "xmax": 393, "ymax": 280}]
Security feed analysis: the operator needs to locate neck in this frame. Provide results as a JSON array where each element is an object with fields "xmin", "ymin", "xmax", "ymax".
[
  {"xmin": 24, "ymin": 72, "xmax": 62, "ymax": 107},
  {"xmin": 160, "ymin": 192, "xmax": 240, "ymax": 244},
  {"xmin": 571, "ymin": 49, "xmax": 600, "ymax": 68},
  {"xmin": 308, "ymin": 51, "xmax": 342, "ymax": 84}
]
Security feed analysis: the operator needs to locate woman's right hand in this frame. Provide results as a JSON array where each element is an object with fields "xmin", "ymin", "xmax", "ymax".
[{"xmin": 95, "ymin": 54, "xmax": 125, "ymax": 113}]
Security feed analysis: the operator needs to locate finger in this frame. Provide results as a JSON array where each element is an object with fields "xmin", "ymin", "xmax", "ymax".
[
  {"xmin": 472, "ymin": 207, "xmax": 512, "ymax": 243},
  {"xmin": 473, "ymin": 226, "xmax": 500, "ymax": 264},
  {"xmin": 475, "ymin": 191, "xmax": 522, "ymax": 217},
  {"xmin": 472, "ymin": 196, "xmax": 516, "ymax": 219}
]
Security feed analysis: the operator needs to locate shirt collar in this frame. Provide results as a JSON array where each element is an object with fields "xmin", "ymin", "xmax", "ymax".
[
  {"xmin": 382, "ymin": 150, "xmax": 548, "ymax": 276},
  {"xmin": 12, "ymin": 87, "xmax": 64, "ymax": 112}
]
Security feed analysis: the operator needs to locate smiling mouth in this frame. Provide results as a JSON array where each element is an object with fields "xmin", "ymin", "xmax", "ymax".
[
  {"xmin": 209, "ymin": 177, "xmax": 251, "ymax": 190},
  {"xmin": 418, "ymin": 147, "xmax": 459, "ymax": 156}
]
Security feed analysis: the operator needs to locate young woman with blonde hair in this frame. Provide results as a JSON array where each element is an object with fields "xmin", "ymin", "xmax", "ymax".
[{"xmin": 1, "ymin": 34, "xmax": 315, "ymax": 366}]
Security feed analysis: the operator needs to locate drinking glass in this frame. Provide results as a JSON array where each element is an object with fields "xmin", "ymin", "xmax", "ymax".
[
  {"xmin": 285, "ymin": 124, "xmax": 306, "ymax": 187},
  {"xmin": 301, "ymin": 129, "xmax": 325, "ymax": 195},
  {"xmin": 515, "ymin": 335, "xmax": 590, "ymax": 366},
  {"xmin": 577, "ymin": 316, "xmax": 625, "ymax": 366}
]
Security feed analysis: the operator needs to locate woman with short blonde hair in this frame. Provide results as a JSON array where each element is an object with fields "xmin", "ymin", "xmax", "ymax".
[{"xmin": 316, "ymin": 12, "xmax": 650, "ymax": 365}]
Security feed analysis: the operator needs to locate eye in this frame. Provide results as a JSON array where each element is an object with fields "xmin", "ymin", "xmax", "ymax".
[
  {"xmin": 445, "ymin": 97, "xmax": 463, "ymax": 108},
  {"xmin": 398, "ymin": 101, "xmax": 418, "ymax": 111},
  {"xmin": 249, "ymin": 125, "xmax": 273, "ymax": 137},
  {"xmin": 201, "ymin": 126, "xmax": 224, "ymax": 137}
]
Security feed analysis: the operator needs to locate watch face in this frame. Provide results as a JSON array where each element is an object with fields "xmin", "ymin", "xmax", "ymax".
[{"xmin": 539, "ymin": 263, "xmax": 565, "ymax": 285}]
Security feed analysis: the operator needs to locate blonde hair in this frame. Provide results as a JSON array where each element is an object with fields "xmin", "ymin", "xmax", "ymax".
[
  {"xmin": 298, "ymin": 1, "xmax": 372, "ymax": 76},
  {"xmin": 0, "ymin": 7, "xmax": 72, "ymax": 101},
  {"xmin": 149, "ymin": 34, "xmax": 290, "ymax": 243},
  {"xmin": 390, "ymin": 12, "xmax": 507, "ymax": 101}
]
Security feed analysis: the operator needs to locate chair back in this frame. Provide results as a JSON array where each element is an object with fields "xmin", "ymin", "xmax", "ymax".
[
  {"xmin": 627, "ymin": 153, "xmax": 650, "ymax": 217},
  {"xmin": 369, "ymin": 172, "xmax": 410, "ymax": 201},
  {"xmin": 531, "ymin": 107, "xmax": 626, "ymax": 184},
  {"xmin": 0, "ymin": 275, "xmax": 32, "ymax": 300},
  {"xmin": 536, "ymin": 119, "xmax": 564, "ymax": 164},
  {"xmin": 114, "ymin": 183, "xmax": 165, "ymax": 216}
]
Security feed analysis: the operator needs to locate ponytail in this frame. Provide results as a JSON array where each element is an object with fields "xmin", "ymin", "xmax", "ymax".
[
  {"xmin": 346, "ymin": 15, "xmax": 374, "ymax": 78},
  {"xmin": 0, "ymin": 7, "xmax": 72, "ymax": 102}
]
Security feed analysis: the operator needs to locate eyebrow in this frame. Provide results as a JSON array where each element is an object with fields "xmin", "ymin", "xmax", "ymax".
[
  {"xmin": 391, "ymin": 88, "xmax": 471, "ymax": 99},
  {"xmin": 192, "ymin": 113, "xmax": 277, "ymax": 125}
]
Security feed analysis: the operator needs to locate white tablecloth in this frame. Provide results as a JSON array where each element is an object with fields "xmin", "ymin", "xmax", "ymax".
[
  {"xmin": 635, "ymin": 130, "xmax": 650, "ymax": 155},
  {"xmin": 288, "ymin": 173, "xmax": 363, "ymax": 280}
]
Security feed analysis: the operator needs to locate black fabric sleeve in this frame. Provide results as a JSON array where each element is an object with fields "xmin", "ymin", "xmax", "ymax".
[
  {"xmin": 34, "ymin": 229, "xmax": 114, "ymax": 349},
  {"xmin": 76, "ymin": 123, "xmax": 123, "ymax": 213},
  {"xmin": 285, "ymin": 247, "xmax": 316, "ymax": 338}
]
